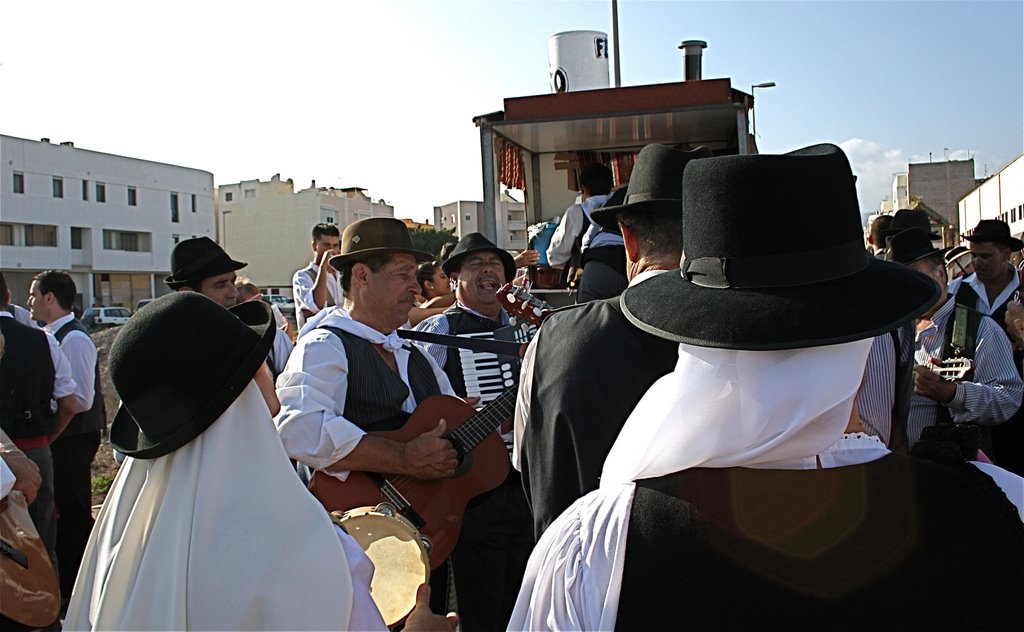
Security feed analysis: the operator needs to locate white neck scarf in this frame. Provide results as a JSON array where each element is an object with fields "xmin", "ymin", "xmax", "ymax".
[
  {"xmin": 65, "ymin": 383, "xmax": 355, "ymax": 630},
  {"xmin": 301, "ymin": 305, "xmax": 405, "ymax": 352},
  {"xmin": 601, "ymin": 339, "xmax": 872, "ymax": 486}
]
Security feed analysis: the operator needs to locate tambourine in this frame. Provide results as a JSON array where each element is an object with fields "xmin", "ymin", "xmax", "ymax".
[{"xmin": 331, "ymin": 504, "xmax": 431, "ymax": 627}]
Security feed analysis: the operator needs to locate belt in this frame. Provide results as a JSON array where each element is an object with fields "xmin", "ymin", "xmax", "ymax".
[{"xmin": 12, "ymin": 435, "xmax": 49, "ymax": 450}]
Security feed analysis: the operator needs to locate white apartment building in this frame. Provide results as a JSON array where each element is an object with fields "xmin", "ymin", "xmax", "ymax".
[
  {"xmin": 959, "ymin": 154, "xmax": 1024, "ymax": 238},
  {"xmin": 434, "ymin": 193, "xmax": 528, "ymax": 251},
  {"xmin": 216, "ymin": 176, "xmax": 394, "ymax": 295},
  {"xmin": 0, "ymin": 135, "xmax": 215, "ymax": 310}
]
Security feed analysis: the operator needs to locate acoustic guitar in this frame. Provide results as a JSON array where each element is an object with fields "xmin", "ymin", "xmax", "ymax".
[{"xmin": 1, "ymin": 491, "xmax": 60, "ymax": 628}]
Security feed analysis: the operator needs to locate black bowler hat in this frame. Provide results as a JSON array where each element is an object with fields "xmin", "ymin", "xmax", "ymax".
[
  {"xmin": 329, "ymin": 218, "xmax": 433, "ymax": 270},
  {"xmin": 109, "ymin": 293, "xmax": 275, "ymax": 459},
  {"xmin": 591, "ymin": 144, "xmax": 713, "ymax": 232},
  {"xmin": 964, "ymin": 219, "xmax": 1024, "ymax": 251},
  {"xmin": 441, "ymin": 233, "xmax": 516, "ymax": 282},
  {"xmin": 882, "ymin": 208, "xmax": 940, "ymax": 240},
  {"xmin": 620, "ymin": 144, "xmax": 941, "ymax": 350},
  {"xmin": 886, "ymin": 229, "xmax": 949, "ymax": 265},
  {"xmin": 165, "ymin": 237, "xmax": 247, "ymax": 289}
]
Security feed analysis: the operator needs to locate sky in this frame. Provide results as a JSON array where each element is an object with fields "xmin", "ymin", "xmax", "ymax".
[{"xmin": 2, "ymin": 0, "xmax": 1021, "ymax": 224}]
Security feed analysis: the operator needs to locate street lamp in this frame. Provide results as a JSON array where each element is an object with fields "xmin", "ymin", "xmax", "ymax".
[
  {"xmin": 221, "ymin": 209, "xmax": 232, "ymax": 246},
  {"xmin": 750, "ymin": 81, "xmax": 776, "ymax": 141}
]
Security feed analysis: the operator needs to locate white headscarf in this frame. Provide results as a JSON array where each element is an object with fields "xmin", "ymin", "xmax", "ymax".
[
  {"xmin": 601, "ymin": 339, "xmax": 873, "ymax": 486},
  {"xmin": 64, "ymin": 382, "xmax": 356, "ymax": 631}
]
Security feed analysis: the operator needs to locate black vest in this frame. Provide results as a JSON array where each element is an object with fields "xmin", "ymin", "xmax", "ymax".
[
  {"xmin": 0, "ymin": 317, "xmax": 57, "ymax": 438},
  {"xmin": 323, "ymin": 327, "xmax": 441, "ymax": 432},
  {"xmin": 955, "ymin": 281, "xmax": 1024, "ymax": 474},
  {"xmin": 53, "ymin": 318, "xmax": 106, "ymax": 437},
  {"xmin": 520, "ymin": 296, "xmax": 678, "ymax": 537},
  {"xmin": 441, "ymin": 306, "xmax": 506, "ymax": 399},
  {"xmin": 616, "ymin": 454, "xmax": 1024, "ymax": 631}
]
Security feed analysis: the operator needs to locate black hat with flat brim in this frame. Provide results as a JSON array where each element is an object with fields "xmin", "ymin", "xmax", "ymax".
[
  {"xmin": 329, "ymin": 218, "xmax": 433, "ymax": 270},
  {"xmin": 165, "ymin": 237, "xmax": 247, "ymax": 289},
  {"xmin": 441, "ymin": 232, "xmax": 516, "ymax": 282},
  {"xmin": 109, "ymin": 293, "xmax": 275, "ymax": 459},
  {"xmin": 886, "ymin": 228, "xmax": 949, "ymax": 265},
  {"xmin": 620, "ymin": 144, "xmax": 941, "ymax": 350},
  {"xmin": 591, "ymin": 144, "xmax": 714, "ymax": 232},
  {"xmin": 964, "ymin": 219, "xmax": 1024, "ymax": 251}
]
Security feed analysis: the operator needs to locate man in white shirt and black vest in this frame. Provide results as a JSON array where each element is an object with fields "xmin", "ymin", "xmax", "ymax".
[
  {"xmin": 514, "ymin": 143, "xmax": 711, "ymax": 537},
  {"xmin": 275, "ymin": 217, "xmax": 459, "ymax": 614},
  {"xmin": 28, "ymin": 270, "xmax": 106, "ymax": 604},
  {"xmin": 413, "ymin": 232, "xmax": 532, "ymax": 631},
  {"xmin": 949, "ymin": 219, "xmax": 1024, "ymax": 474},
  {"xmin": 0, "ymin": 271, "xmax": 78, "ymax": 586},
  {"xmin": 510, "ymin": 144, "xmax": 1024, "ymax": 631}
]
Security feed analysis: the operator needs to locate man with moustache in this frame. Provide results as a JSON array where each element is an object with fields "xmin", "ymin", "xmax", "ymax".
[{"xmin": 412, "ymin": 233, "xmax": 531, "ymax": 631}]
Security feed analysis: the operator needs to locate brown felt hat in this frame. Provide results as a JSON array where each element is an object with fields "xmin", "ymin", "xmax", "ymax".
[{"xmin": 328, "ymin": 218, "xmax": 433, "ymax": 270}]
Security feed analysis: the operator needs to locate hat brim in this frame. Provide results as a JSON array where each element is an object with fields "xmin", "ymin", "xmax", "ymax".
[
  {"xmin": 442, "ymin": 247, "xmax": 517, "ymax": 282},
  {"xmin": 621, "ymin": 258, "xmax": 941, "ymax": 350},
  {"xmin": 890, "ymin": 246, "xmax": 951, "ymax": 266},
  {"xmin": 164, "ymin": 258, "xmax": 248, "ymax": 288},
  {"xmin": 590, "ymin": 199, "xmax": 679, "ymax": 233},
  {"xmin": 329, "ymin": 247, "xmax": 434, "ymax": 271},
  {"xmin": 109, "ymin": 300, "xmax": 276, "ymax": 458},
  {"xmin": 964, "ymin": 234, "xmax": 1024, "ymax": 251}
]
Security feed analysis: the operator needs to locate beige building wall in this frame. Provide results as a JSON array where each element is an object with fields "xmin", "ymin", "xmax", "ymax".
[
  {"xmin": 217, "ymin": 176, "xmax": 393, "ymax": 294},
  {"xmin": 908, "ymin": 159, "xmax": 977, "ymax": 231},
  {"xmin": 959, "ymin": 155, "xmax": 1024, "ymax": 238}
]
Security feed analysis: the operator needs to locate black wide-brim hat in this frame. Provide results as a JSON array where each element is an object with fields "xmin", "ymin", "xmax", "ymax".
[
  {"xmin": 165, "ymin": 236, "xmax": 247, "ymax": 289},
  {"xmin": 441, "ymin": 232, "xmax": 516, "ymax": 282},
  {"xmin": 329, "ymin": 217, "xmax": 433, "ymax": 270},
  {"xmin": 591, "ymin": 144, "xmax": 714, "ymax": 232},
  {"xmin": 109, "ymin": 293, "xmax": 275, "ymax": 459},
  {"xmin": 886, "ymin": 228, "xmax": 950, "ymax": 265},
  {"xmin": 621, "ymin": 144, "xmax": 941, "ymax": 350},
  {"xmin": 964, "ymin": 219, "xmax": 1024, "ymax": 251},
  {"xmin": 881, "ymin": 208, "xmax": 940, "ymax": 240}
]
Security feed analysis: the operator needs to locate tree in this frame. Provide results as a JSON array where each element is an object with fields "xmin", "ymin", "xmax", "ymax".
[{"xmin": 409, "ymin": 227, "xmax": 457, "ymax": 260}]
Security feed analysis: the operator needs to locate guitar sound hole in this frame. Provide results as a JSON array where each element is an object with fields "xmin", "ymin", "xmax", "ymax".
[{"xmin": 453, "ymin": 451, "xmax": 474, "ymax": 478}]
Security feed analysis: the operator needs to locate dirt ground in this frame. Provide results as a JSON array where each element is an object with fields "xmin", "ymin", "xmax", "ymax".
[{"xmin": 89, "ymin": 327, "xmax": 123, "ymax": 508}]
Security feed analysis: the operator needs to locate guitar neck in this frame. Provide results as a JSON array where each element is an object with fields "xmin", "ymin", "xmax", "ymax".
[{"xmin": 446, "ymin": 387, "xmax": 517, "ymax": 455}]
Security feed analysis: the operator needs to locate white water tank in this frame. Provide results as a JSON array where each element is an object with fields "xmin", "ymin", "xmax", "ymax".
[{"xmin": 548, "ymin": 30, "xmax": 610, "ymax": 93}]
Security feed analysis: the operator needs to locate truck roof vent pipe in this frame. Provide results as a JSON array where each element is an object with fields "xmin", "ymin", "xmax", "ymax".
[{"xmin": 678, "ymin": 40, "xmax": 707, "ymax": 81}]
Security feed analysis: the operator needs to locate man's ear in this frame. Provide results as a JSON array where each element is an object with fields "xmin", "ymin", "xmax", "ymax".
[
  {"xmin": 620, "ymin": 221, "xmax": 640, "ymax": 263},
  {"xmin": 350, "ymin": 262, "xmax": 371, "ymax": 289}
]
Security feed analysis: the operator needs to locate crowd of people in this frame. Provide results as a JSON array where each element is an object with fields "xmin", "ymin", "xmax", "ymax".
[{"xmin": 2, "ymin": 141, "xmax": 1023, "ymax": 631}]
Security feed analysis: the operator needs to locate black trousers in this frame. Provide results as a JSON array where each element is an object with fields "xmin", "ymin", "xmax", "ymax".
[
  {"xmin": 51, "ymin": 430, "xmax": 100, "ymax": 598},
  {"xmin": 578, "ymin": 246, "xmax": 628, "ymax": 303},
  {"xmin": 451, "ymin": 470, "xmax": 534, "ymax": 631}
]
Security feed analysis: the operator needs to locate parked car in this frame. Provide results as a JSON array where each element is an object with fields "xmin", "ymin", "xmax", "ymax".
[
  {"xmin": 135, "ymin": 298, "xmax": 155, "ymax": 312},
  {"xmin": 264, "ymin": 294, "xmax": 296, "ymax": 317},
  {"xmin": 81, "ymin": 307, "xmax": 132, "ymax": 332}
]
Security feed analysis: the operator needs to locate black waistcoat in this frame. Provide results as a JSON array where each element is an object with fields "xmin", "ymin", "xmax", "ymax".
[
  {"xmin": 441, "ymin": 306, "xmax": 505, "ymax": 400},
  {"xmin": 53, "ymin": 318, "xmax": 106, "ymax": 437},
  {"xmin": 616, "ymin": 454, "xmax": 1024, "ymax": 631},
  {"xmin": 0, "ymin": 317, "xmax": 57, "ymax": 437},
  {"xmin": 955, "ymin": 281, "xmax": 1024, "ymax": 474},
  {"xmin": 520, "ymin": 296, "xmax": 678, "ymax": 537},
  {"xmin": 323, "ymin": 327, "xmax": 441, "ymax": 432}
]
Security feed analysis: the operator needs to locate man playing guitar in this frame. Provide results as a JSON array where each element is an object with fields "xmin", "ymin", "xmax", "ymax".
[{"xmin": 274, "ymin": 218, "xmax": 459, "ymax": 613}]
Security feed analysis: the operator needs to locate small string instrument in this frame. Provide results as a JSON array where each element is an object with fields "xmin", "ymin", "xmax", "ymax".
[{"xmin": 922, "ymin": 357, "xmax": 972, "ymax": 381}]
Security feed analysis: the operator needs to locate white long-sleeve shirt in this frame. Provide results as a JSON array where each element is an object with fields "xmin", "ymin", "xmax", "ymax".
[{"xmin": 43, "ymin": 313, "xmax": 96, "ymax": 413}]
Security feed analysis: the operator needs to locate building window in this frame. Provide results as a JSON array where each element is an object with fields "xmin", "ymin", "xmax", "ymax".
[
  {"xmin": 172, "ymin": 234, "xmax": 180, "ymax": 244},
  {"xmin": 0, "ymin": 224, "xmax": 13, "ymax": 245},
  {"xmin": 225, "ymin": 192, "xmax": 233, "ymax": 202},
  {"xmin": 25, "ymin": 224, "xmax": 58, "ymax": 247},
  {"xmin": 170, "ymin": 192, "xmax": 179, "ymax": 223},
  {"xmin": 128, "ymin": 186, "xmax": 137, "ymax": 206},
  {"xmin": 244, "ymin": 188, "xmax": 255, "ymax": 199},
  {"xmin": 191, "ymin": 193, "xmax": 197, "ymax": 213},
  {"xmin": 326, "ymin": 216, "xmax": 335, "ymax": 224},
  {"xmin": 103, "ymin": 229, "xmax": 151, "ymax": 252},
  {"xmin": 71, "ymin": 226, "xmax": 83, "ymax": 250},
  {"xmin": 96, "ymin": 182, "xmax": 106, "ymax": 203},
  {"xmin": 52, "ymin": 177, "xmax": 63, "ymax": 198},
  {"xmin": 465, "ymin": 214, "xmax": 471, "ymax": 221},
  {"xmin": 13, "ymin": 172, "xmax": 24, "ymax": 194},
  {"xmin": 82, "ymin": 179, "xmax": 89, "ymax": 201}
]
